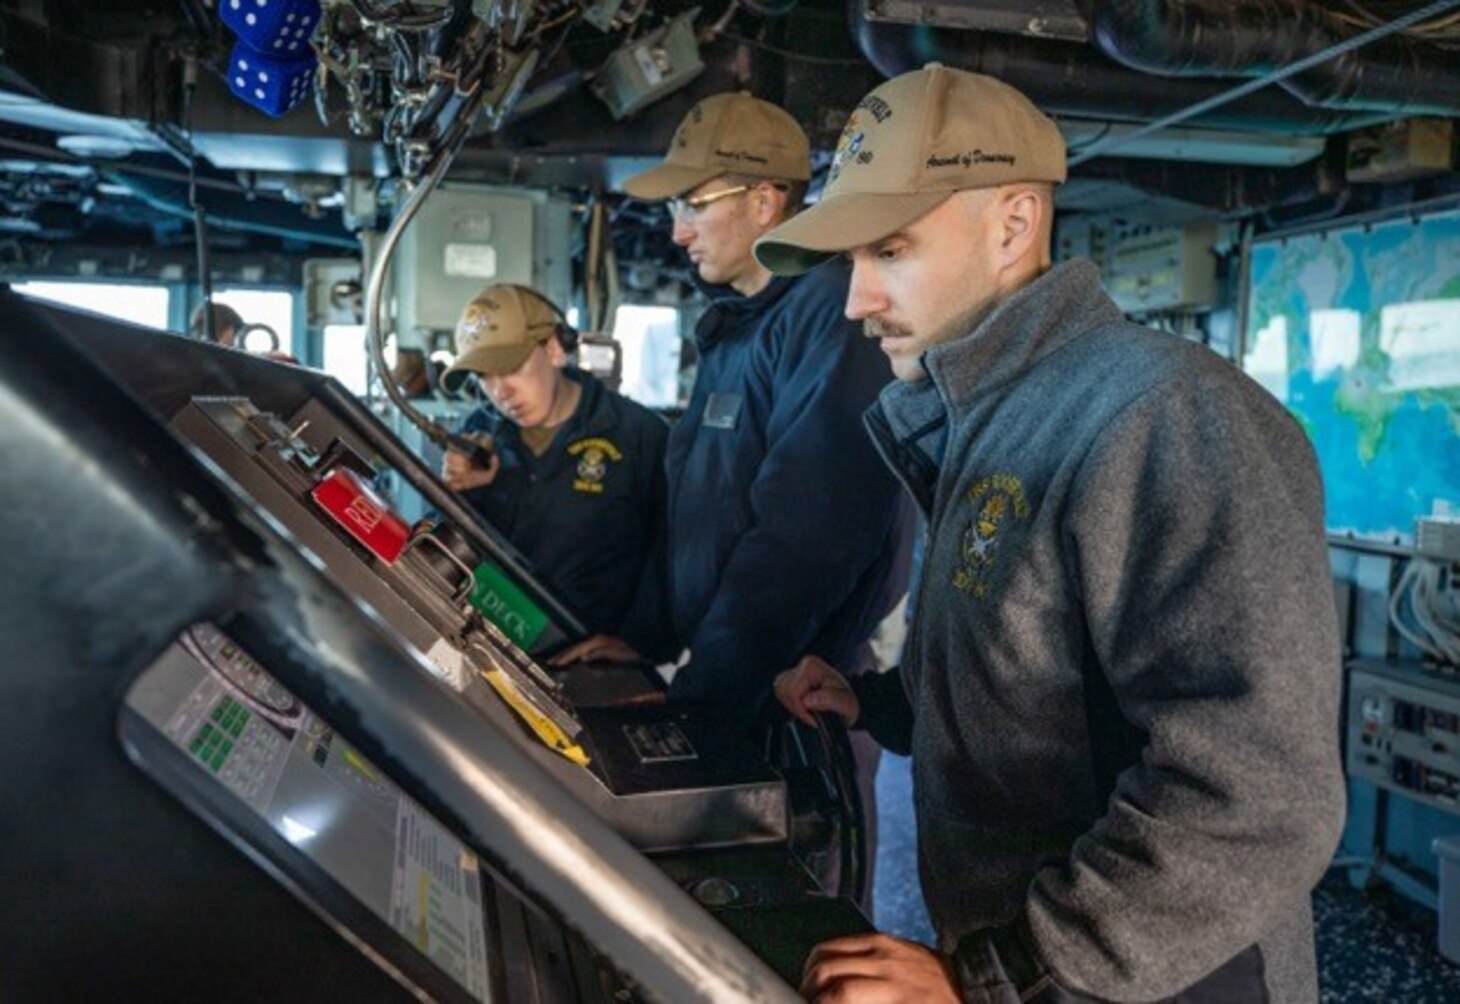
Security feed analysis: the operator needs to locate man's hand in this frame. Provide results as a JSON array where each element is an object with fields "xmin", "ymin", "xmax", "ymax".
[
  {"xmin": 800, "ymin": 934, "xmax": 960, "ymax": 1004},
  {"xmin": 549, "ymin": 634, "xmax": 641, "ymax": 666},
  {"xmin": 774, "ymin": 656, "xmax": 860, "ymax": 728},
  {"xmin": 442, "ymin": 447, "xmax": 500, "ymax": 492}
]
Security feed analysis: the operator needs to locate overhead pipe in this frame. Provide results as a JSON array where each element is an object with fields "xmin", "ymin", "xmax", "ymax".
[
  {"xmin": 1085, "ymin": 0, "xmax": 1460, "ymax": 114},
  {"xmin": 848, "ymin": 0, "xmax": 1378, "ymax": 135},
  {"xmin": 1070, "ymin": 0, "xmax": 1460, "ymax": 163},
  {"xmin": 848, "ymin": 0, "xmax": 1362, "ymax": 207},
  {"xmin": 108, "ymin": 169, "xmax": 359, "ymax": 249}
]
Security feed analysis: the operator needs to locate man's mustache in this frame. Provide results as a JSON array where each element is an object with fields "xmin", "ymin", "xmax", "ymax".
[{"xmin": 865, "ymin": 318, "xmax": 912, "ymax": 340}]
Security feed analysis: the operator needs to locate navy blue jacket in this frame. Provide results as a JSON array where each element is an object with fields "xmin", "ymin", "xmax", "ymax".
[
  {"xmin": 642, "ymin": 259, "xmax": 908, "ymax": 720},
  {"xmin": 457, "ymin": 369, "xmax": 669, "ymax": 635}
]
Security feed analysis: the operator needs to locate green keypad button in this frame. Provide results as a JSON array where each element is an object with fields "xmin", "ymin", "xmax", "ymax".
[
  {"xmin": 195, "ymin": 725, "xmax": 220, "ymax": 757},
  {"xmin": 189, "ymin": 710, "xmax": 247, "ymax": 772}
]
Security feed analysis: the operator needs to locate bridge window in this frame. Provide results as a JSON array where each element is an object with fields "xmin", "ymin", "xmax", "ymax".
[
  {"xmin": 14, "ymin": 280, "xmax": 170, "ymax": 330},
  {"xmin": 211, "ymin": 288, "xmax": 296, "ymax": 355},
  {"xmin": 614, "ymin": 305, "xmax": 681, "ymax": 408},
  {"xmin": 323, "ymin": 323, "xmax": 369, "ymax": 395}
]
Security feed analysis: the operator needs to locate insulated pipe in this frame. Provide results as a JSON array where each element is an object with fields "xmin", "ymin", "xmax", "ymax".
[
  {"xmin": 1086, "ymin": 0, "xmax": 1460, "ymax": 114},
  {"xmin": 848, "ymin": 0, "xmax": 1373, "ymax": 135},
  {"xmin": 1072, "ymin": 0, "xmax": 1460, "ymax": 162}
]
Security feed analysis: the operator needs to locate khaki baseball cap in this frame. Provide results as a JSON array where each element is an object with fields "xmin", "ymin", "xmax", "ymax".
[
  {"xmin": 621, "ymin": 92, "xmax": 811, "ymax": 200},
  {"xmin": 754, "ymin": 65, "xmax": 1066, "ymax": 275},
  {"xmin": 442, "ymin": 285, "xmax": 561, "ymax": 390}
]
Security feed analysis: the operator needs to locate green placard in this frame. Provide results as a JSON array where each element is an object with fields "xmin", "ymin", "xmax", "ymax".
[{"xmin": 469, "ymin": 560, "xmax": 549, "ymax": 650}]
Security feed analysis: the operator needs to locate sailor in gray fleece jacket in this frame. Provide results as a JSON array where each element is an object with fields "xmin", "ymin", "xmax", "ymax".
[{"xmin": 756, "ymin": 65, "xmax": 1346, "ymax": 1003}]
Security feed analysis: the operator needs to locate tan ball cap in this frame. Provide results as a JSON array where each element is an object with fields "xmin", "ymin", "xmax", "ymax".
[
  {"xmin": 754, "ymin": 64, "xmax": 1066, "ymax": 275},
  {"xmin": 621, "ymin": 92, "xmax": 811, "ymax": 200},
  {"xmin": 442, "ymin": 285, "xmax": 561, "ymax": 391}
]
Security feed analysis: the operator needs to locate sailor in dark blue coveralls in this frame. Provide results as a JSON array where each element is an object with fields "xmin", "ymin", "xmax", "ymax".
[{"xmin": 440, "ymin": 284, "xmax": 669, "ymax": 636}]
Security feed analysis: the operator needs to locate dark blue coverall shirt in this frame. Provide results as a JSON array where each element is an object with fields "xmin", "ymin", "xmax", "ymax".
[
  {"xmin": 631, "ymin": 259, "xmax": 909, "ymax": 721},
  {"xmin": 457, "ymin": 368, "xmax": 669, "ymax": 635}
]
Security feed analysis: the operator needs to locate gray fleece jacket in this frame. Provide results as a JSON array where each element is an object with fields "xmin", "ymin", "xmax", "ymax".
[{"xmin": 857, "ymin": 259, "xmax": 1346, "ymax": 1003}]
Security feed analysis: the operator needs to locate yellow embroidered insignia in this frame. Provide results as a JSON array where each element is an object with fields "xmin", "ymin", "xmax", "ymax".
[
  {"xmin": 568, "ymin": 437, "xmax": 621, "ymax": 494},
  {"xmin": 952, "ymin": 473, "xmax": 1030, "ymax": 598}
]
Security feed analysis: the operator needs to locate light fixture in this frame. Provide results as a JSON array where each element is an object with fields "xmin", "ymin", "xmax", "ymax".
[{"xmin": 56, "ymin": 134, "xmax": 137, "ymax": 159}]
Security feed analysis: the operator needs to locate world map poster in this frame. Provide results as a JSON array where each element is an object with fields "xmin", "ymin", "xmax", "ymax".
[{"xmin": 1244, "ymin": 210, "xmax": 1460, "ymax": 540}]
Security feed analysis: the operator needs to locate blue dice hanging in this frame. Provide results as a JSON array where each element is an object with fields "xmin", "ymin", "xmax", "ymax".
[
  {"xmin": 227, "ymin": 41, "xmax": 315, "ymax": 118},
  {"xmin": 220, "ymin": 0, "xmax": 320, "ymax": 117},
  {"xmin": 220, "ymin": 0, "xmax": 321, "ymax": 59}
]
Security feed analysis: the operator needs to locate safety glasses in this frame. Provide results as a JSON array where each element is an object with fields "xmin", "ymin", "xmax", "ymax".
[{"xmin": 667, "ymin": 184, "xmax": 753, "ymax": 221}]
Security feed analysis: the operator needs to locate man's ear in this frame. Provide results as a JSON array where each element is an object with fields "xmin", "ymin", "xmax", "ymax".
[
  {"xmin": 997, "ymin": 187, "xmax": 1045, "ymax": 268},
  {"xmin": 544, "ymin": 336, "xmax": 569, "ymax": 369},
  {"xmin": 753, "ymin": 183, "xmax": 788, "ymax": 227}
]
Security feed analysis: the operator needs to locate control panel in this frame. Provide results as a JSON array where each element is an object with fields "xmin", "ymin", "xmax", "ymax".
[
  {"xmin": 169, "ymin": 396, "xmax": 788, "ymax": 853},
  {"xmin": 1347, "ymin": 659, "xmax": 1460, "ymax": 814},
  {"xmin": 1104, "ymin": 221, "xmax": 1218, "ymax": 315},
  {"xmin": 124, "ymin": 623, "xmax": 496, "ymax": 1003},
  {"xmin": 11, "ymin": 289, "xmax": 866, "ymax": 1004}
]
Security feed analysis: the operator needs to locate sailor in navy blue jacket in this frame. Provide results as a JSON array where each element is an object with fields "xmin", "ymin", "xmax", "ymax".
[
  {"xmin": 647, "ymin": 261, "xmax": 908, "ymax": 718},
  {"xmin": 441, "ymin": 284, "xmax": 668, "ymax": 636},
  {"xmin": 557, "ymin": 92, "xmax": 909, "ymax": 727}
]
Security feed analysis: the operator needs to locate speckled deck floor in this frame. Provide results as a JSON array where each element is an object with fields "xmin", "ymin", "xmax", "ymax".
[{"xmin": 871, "ymin": 753, "xmax": 1460, "ymax": 1001}]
